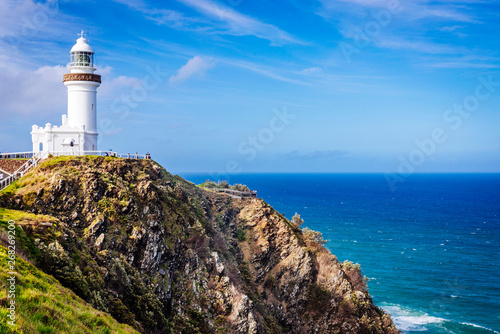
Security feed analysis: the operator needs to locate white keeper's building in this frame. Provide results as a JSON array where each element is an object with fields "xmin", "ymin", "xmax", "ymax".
[{"xmin": 31, "ymin": 32, "xmax": 101, "ymax": 154}]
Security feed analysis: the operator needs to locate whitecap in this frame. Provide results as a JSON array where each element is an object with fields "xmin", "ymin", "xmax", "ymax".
[
  {"xmin": 381, "ymin": 304, "xmax": 500, "ymax": 334},
  {"xmin": 460, "ymin": 322, "xmax": 500, "ymax": 334},
  {"xmin": 380, "ymin": 304, "xmax": 445, "ymax": 332}
]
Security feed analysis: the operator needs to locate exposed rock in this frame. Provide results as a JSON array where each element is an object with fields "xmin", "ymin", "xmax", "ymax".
[{"xmin": 0, "ymin": 156, "xmax": 400, "ymax": 334}]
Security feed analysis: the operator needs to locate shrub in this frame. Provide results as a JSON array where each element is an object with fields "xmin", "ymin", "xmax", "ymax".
[
  {"xmin": 292, "ymin": 213, "xmax": 304, "ymax": 227},
  {"xmin": 231, "ymin": 184, "xmax": 250, "ymax": 192},
  {"xmin": 302, "ymin": 227, "xmax": 326, "ymax": 246},
  {"xmin": 217, "ymin": 180, "xmax": 229, "ymax": 188},
  {"xmin": 236, "ymin": 228, "xmax": 246, "ymax": 241}
]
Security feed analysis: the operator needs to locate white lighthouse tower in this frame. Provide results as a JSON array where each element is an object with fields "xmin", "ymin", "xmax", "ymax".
[{"xmin": 31, "ymin": 31, "xmax": 102, "ymax": 154}]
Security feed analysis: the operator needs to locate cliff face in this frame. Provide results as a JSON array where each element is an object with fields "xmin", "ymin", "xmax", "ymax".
[{"xmin": 0, "ymin": 156, "xmax": 399, "ymax": 333}]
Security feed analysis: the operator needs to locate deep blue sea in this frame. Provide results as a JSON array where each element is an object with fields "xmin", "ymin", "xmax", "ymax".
[{"xmin": 180, "ymin": 173, "xmax": 500, "ymax": 334}]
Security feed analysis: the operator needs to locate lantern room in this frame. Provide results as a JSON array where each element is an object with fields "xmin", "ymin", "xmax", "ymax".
[{"xmin": 69, "ymin": 31, "xmax": 96, "ymax": 72}]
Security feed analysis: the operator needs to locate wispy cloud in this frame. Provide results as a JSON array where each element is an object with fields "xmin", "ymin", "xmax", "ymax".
[
  {"xmin": 439, "ymin": 25, "xmax": 466, "ymax": 32},
  {"xmin": 111, "ymin": 0, "xmax": 198, "ymax": 28},
  {"xmin": 300, "ymin": 67, "xmax": 324, "ymax": 75},
  {"xmin": 112, "ymin": 0, "xmax": 303, "ymax": 45},
  {"xmin": 318, "ymin": 0, "xmax": 477, "ymax": 22},
  {"xmin": 374, "ymin": 38, "xmax": 459, "ymax": 54},
  {"xmin": 169, "ymin": 56, "xmax": 215, "ymax": 85},
  {"xmin": 176, "ymin": 0, "xmax": 304, "ymax": 45},
  {"xmin": 281, "ymin": 150, "xmax": 349, "ymax": 160},
  {"xmin": 415, "ymin": 5, "xmax": 478, "ymax": 23},
  {"xmin": 423, "ymin": 55, "xmax": 500, "ymax": 69},
  {"xmin": 224, "ymin": 60, "xmax": 310, "ymax": 86}
]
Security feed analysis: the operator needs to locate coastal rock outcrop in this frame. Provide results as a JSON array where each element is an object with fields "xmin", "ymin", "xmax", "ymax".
[{"xmin": 0, "ymin": 156, "xmax": 399, "ymax": 333}]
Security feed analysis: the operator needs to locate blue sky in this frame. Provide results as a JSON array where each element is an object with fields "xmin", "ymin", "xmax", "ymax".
[{"xmin": 0, "ymin": 0, "xmax": 499, "ymax": 174}]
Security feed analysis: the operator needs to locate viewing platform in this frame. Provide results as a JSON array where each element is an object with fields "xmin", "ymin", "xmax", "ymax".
[{"xmin": 215, "ymin": 188, "xmax": 258, "ymax": 199}]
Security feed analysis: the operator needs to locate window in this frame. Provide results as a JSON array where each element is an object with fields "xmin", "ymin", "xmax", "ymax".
[
  {"xmin": 70, "ymin": 52, "xmax": 94, "ymax": 67},
  {"xmin": 39, "ymin": 142, "xmax": 43, "ymax": 151},
  {"xmin": 92, "ymin": 104, "xmax": 94, "ymax": 111}
]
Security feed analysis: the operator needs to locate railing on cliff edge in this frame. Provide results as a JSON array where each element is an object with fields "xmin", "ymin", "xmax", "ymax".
[
  {"xmin": 0, "ymin": 154, "xmax": 41, "ymax": 191},
  {"xmin": 215, "ymin": 188, "xmax": 258, "ymax": 199},
  {"xmin": 0, "ymin": 151, "xmax": 151, "ymax": 191}
]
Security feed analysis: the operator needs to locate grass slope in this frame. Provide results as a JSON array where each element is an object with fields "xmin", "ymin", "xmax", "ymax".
[{"xmin": 0, "ymin": 210, "xmax": 138, "ymax": 334}]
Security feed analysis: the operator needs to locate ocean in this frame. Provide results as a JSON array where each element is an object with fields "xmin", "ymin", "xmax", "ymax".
[{"xmin": 180, "ymin": 173, "xmax": 500, "ymax": 334}]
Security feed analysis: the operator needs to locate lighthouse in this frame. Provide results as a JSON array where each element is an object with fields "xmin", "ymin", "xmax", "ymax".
[{"xmin": 31, "ymin": 31, "xmax": 102, "ymax": 154}]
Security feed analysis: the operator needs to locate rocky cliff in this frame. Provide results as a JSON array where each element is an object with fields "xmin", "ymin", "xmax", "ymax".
[{"xmin": 0, "ymin": 156, "xmax": 399, "ymax": 333}]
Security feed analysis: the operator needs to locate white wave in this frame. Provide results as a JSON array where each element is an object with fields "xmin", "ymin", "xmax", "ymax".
[
  {"xmin": 460, "ymin": 322, "xmax": 500, "ymax": 334},
  {"xmin": 381, "ymin": 304, "xmax": 445, "ymax": 332},
  {"xmin": 381, "ymin": 303, "xmax": 500, "ymax": 334}
]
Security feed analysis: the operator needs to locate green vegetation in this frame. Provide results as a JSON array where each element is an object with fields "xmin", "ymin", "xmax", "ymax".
[
  {"xmin": 236, "ymin": 227, "xmax": 246, "ymax": 241},
  {"xmin": 291, "ymin": 212, "xmax": 304, "ymax": 228},
  {"xmin": 0, "ymin": 245, "xmax": 137, "ymax": 334},
  {"xmin": 198, "ymin": 180, "xmax": 251, "ymax": 192},
  {"xmin": 0, "ymin": 180, "xmax": 21, "ymax": 197},
  {"xmin": 302, "ymin": 227, "xmax": 326, "ymax": 247},
  {"xmin": 0, "ymin": 208, "xmax": 58, "ymax": 226},
  {"xmin": 37, "ymin": 155, "xmax": 117, "ymax": 170},
  {"xmin": 342, "ymin": 260, "xmax": 361, "ymax": 271}
]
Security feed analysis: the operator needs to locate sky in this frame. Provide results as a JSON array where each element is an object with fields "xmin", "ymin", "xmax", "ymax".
[{"xmin": 0, "ymin": 0, "xmax": 499, "ymax": 174}]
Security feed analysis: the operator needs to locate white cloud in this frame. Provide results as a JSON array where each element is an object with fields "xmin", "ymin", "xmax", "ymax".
[
  {"xmin": 423, "ymin": 55, "xmax": 500, "ymax": 69},
  {"xmin": 112, "ymin": 0, "xmax": 304, "ymax": 45},
  {"xmin": 223, "ymin": 59, "xmax": 310, "ymax": 86},
  {"xmin": 111, "ymin": 0, "xmax": 196, "ymax": 28},
  {"xmin": 301, "ymin": 67, "xmax": 323, "ymax": 75},
  {"xmin": 177, "ymin": 0, "xmax": 304, "ymax": 45},
  {"xmin": 319, "ymin": 0, "xmax": 478, "ymax": 23},
  {"xmin": 374, "ymin": 38, "xmax": 458, "ymax": 54},
  {"xmin": 0, "ymin": 62, "xmax": 142, "ymax": 121},
  {"xmin": 97, "ymin": 66, "xmax": 144, "ymax": 97},
  {"xmin": 0, "ymin": 0, "xmax": 41, "ymax": 38},
  {"xmin": 439, "ymin": 25, "xmax": 465, "ymax": 32},
  {"xmin": 0, "ymin": 65, "xmax": 67, "ymax": 118},
  {"xmin": 281, "ymin": 150, "xmax": 349, "ymax": 160},
  {"xmin": 169, "ymin": 56, "xmax": 215, "ymax": 85}
]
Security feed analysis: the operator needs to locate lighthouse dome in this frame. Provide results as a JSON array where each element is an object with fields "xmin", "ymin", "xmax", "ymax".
[
  {"xmin": 70, "ymin": 37, "xmax": 94, "ymax": 53},
  {"xmin": 68, "ymin": 32, "xmax": 96, "ymax": 70}
]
